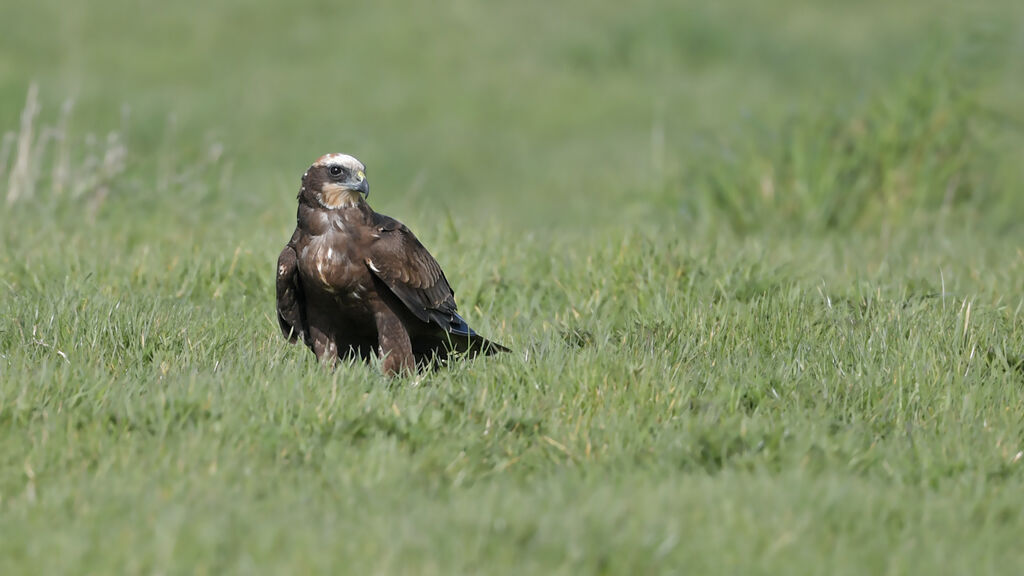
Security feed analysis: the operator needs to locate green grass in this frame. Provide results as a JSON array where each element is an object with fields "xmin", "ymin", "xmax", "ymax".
[{"xmin": 2, "ymin": 0, "xmax": 1024, "ymax": 574}]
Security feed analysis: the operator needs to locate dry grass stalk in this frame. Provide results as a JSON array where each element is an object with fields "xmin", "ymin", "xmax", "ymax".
[{"xmin": 6, "ymin": 83, "xmax": 40, "ymax": 205}]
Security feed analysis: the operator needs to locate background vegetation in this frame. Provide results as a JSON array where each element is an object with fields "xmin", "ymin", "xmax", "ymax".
[{"xmin": 1, "ymin": 0, "xmax": 1023, "ymax": 573}]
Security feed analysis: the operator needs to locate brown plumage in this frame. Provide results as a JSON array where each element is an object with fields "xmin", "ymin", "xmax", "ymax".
[{"xmin": 276, "ymin": 153, "xmax": 508, "ymax": 375}]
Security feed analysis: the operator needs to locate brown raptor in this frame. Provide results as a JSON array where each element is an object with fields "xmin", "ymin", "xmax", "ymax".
[{"xmin": 276, "ymin": 153, "xmax": 507, "ymax": 375}]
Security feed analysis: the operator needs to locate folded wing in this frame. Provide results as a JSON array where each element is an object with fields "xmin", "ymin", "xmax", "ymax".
[
  {"xmin": 276, "ymin": 241, "xmax": 307, "ymax": 343},
  {"xmin": 364, "ymin": 215, "xmax": 464, "ymax": 332}
]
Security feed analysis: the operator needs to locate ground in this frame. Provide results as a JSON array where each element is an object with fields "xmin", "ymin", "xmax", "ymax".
[{"xmin": 1, "ymin": 1, "xmax": 1023, "ymax": 574}]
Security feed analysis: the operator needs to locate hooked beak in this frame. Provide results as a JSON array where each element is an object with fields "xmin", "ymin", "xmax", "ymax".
[{"xmin": 348, "ymin": 170, "xmax": 369, "ymax": 197}]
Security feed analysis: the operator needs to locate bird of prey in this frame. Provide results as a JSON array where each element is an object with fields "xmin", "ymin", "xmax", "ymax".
[{"xmin": 276, "ymin": 153, "xmax": 508, "ymax": 375}]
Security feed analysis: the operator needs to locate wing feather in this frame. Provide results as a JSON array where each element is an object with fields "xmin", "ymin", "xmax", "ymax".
[
  {"xmin": 365, "ymin": 215, "xmax": 460, "ymax": 329},
  {"xmin": 276, "ymin": 240, "xmax": 307, "ymax": 343}
]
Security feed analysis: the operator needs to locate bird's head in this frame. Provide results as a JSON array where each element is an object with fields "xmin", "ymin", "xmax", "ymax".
[{"xmin": 300, "ymin": 153, "xmax": 369, "ymax": 209}]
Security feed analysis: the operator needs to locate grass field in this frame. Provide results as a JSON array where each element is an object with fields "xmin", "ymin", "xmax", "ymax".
[{"xmin": 2, "ymin": 1, "xmax": 1024, "ymax": 573}]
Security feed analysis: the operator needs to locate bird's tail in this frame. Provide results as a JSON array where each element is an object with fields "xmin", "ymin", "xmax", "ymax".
[
  {"xmin": 465, "ymin": 333, "xmax": 511, "ymax": 356},
  {"xmin": 448, "ymin": 313, "xmax": 510, "ymax": 356}
]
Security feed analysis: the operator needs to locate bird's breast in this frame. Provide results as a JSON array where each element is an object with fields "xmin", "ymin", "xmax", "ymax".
[{"xmin": 298, "ymin": 234, "xmax": 369, "ymax": 299}]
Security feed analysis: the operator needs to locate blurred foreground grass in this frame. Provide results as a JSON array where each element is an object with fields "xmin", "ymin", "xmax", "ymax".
[{"xmin": 1, "ymin": 1, "xmax": 1024, "ymax": 574}]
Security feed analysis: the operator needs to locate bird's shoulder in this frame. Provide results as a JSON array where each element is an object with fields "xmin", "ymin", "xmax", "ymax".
[
  {"xmin": 366, "ymin": 210, "xmax": 436, "ymax": 261},
  {"xmin": 368, "ymin": 211, "xmax": 410, "ymax": 235},
  {"xmin": 363, "ymin": 209, "xmax": 448, "ymax": 291}
]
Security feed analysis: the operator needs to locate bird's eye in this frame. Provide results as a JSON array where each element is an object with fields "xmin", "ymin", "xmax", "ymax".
[{"xmin": 329, "ymin": 165, "xmax": 343, "ymax": 177}]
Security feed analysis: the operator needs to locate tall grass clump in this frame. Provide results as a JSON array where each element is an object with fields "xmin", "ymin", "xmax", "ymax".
[{"xmin": 686, "ymin": 65, "xmax": 1016, "ymax": 233}]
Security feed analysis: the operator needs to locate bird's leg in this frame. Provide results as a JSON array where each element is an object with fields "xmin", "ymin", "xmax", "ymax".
[
  {"xmin": 310, "ymin": 326, "xmax": 339, "ymax": 367},
  {"xmin": 374, "ymin": 309, "xmax": 415, "ymax": 376}
]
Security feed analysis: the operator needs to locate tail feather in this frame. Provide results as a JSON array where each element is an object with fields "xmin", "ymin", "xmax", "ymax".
[
  {"xmin": 447, "ymin": 312, "xmax": 509, "ymax": 356},
  {"xmin": 466, "ymin": 332, "xmax": 511, "ymax": 355}
]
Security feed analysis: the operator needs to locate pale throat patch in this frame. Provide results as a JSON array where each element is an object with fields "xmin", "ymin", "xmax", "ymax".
[{"xmin": 319, "ymin": 182, "xmax": 363, "ymax": 208}]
